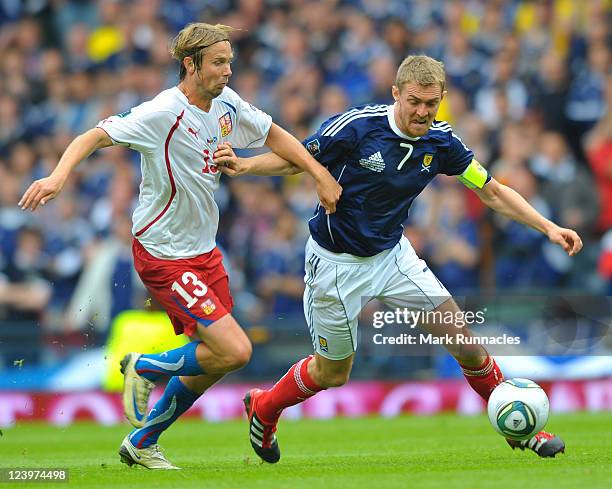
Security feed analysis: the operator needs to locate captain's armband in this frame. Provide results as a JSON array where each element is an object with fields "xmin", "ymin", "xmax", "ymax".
[{"xmin": 456, "ymin": 159, "xmax": 489, "ymax": 189}]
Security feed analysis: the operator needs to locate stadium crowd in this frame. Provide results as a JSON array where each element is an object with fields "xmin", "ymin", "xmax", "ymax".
[{"xmin": 0, "ymin": 0, "xmax": 610, "ymax": 362}]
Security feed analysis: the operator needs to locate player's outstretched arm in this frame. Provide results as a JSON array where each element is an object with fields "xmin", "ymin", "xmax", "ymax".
[
  {"xmin": 264, "ymin": 123, "xmax": 342, "ymax": 213},
  {"xmin": 214, "ymin": 143, "xmax": 302, "ymax": 177},
  {"xmin": 19, "ymin": 128, "xmax": 112, "ymax": 212},
  {"xmin": 473, "ymin": 177, "xmax": 583, "ymax": 256}
]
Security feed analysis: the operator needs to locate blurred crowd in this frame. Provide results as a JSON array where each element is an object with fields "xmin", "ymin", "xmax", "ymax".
[{"xmin": 0, "ymin": 0, "xmax": 611, "ymax": 360}]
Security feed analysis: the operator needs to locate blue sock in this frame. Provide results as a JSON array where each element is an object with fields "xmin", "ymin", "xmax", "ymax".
[
  {"xmin": 129, "ymin": 376, "xmax": 200, "ymax": 449},
  {"xmin": 135, "ymin": 341, "xmax": 204, "ymax": 382}
]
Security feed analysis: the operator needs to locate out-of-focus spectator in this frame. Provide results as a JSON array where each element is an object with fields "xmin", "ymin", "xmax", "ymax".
[
  {"xmin": 490, "ymin": 123, "xmax": 533, "ymax": 177},
  {"xmin": 382, "ymin": 17, "xmax": 412, "ymax": 65},
  {"xmin": 40, "ymin": 193, "xmax": 93, "ymax": 314},
  {"xmin": 599, "ymin": 230, "xmax": 612, "ymax": 295},
  {"xmin": 471, "ymin": 2, "xmax": 507, "ymax": 59},
  {"xmin": 455, "ymin": 113, "xmax": 491, "ymax": 166},
  {"xmin": 443, "ymin": 29, "xmax": 485, "ymax": 102},
  {"xmin": 333, "ymin": 11, "xmax": 391, "ymax": 102},
  {"xmin": 475, "ymin": 50, "xmax": 528, "ymax": 131},
  {"xmin": 64, "ymin": 213, "xmax": 143, "ymax": 341},
  {"xmin": 424, "ymin": 180, "xmax": 480, "ymax": 293},
  {"xmin": 0, "ymin": 171, "xmax": 29, "ymax": 259},
  {"xmin": 283, "ymin": 174, "xmax": 318, "ymax": 224},
  {"xmin": 367, "ymin": 55, "xmax": 396, "ymax": 105},
  {"xmin": 490, "ymin": 165, "xmax": 557, "ymax": 288},
  {"xmin": 309, "ymin": 84, "xmax": 349, "ymax": 131},
  {"xmin": 585, "ymin": 75, "xmax": 612, "ymax": 235},
  {"xmin": 530, "ymin": 132, "xmax": 599, "ymax": 237},
  {"xmin": 530, "ymin": 50, "xmax": 570, "ymax": 134},
  {"xmin": 254, "ymin": 210, "xmax": 305, "ymax": 317},
  {"xmin": 565, "ymin": 42, "xmax": 610, "ymax": 161},
  {"xmin": 530, "ymin": 131, "xmax": 600, "ymax": 288},
  {"xmin": 63, "ymin": 23, "xmax": 94, "ymax": 72},
  {"xmin": 513, "ymin": 0, "xmax": 553, "ymax": 77},
  {"xmin": 88, "ymin": 150, "xmax": 136, "ymax": 235},
  {"xmin": 0, "ymin": 227, "xmax": 51, "ymax": 322},
  {"xmin": 0, "ymin": 95, "xmax": 25, "ymax": 153},
  {"xmin": 9, "ymin": 142, "xmax": 38, "ymax": 185}
]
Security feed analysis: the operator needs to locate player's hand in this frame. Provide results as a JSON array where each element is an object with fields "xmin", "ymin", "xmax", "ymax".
[
  {"xmin": 315, "ymin": 170, "xmax": 342, "ymax": 214},
  {"xmin": 214, "ymin": 142, "xmax": 251, "ymax": 177},
  {"xmin": 18, "ymin": 174, "xmax": 66, "ymax": 211},
  {"xmin": 547, "ymin": 225, "xmax": 583, "ymax": 256}
]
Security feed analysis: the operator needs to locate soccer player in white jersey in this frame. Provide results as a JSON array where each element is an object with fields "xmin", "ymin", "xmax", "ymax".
[
  {"xmin": 19, "ymin": 22, "xmax": 341, "ymax": 470},
  {"xmin": 214, "ymin": 55, "xmax": 583, "ymax": 463}
]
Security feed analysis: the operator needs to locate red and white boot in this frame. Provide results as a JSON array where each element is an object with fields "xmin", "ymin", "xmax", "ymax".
[
  {"xmin": 244, "ymin": 389, "xmax": 281, "ymax": 463},
  {"xmin": 507, "ymin": 431, "xmax": 565, "ymax": 458}
]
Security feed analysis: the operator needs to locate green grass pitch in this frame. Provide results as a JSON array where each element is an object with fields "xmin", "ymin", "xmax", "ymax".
[{"xmin": 0, "ymin": 413, "xmax": 610, "ymax": 489}]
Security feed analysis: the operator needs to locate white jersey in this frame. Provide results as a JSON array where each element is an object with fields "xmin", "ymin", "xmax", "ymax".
[{"xmin": 97, "ymin": 86, "xmax": 272, "ymax": 259}]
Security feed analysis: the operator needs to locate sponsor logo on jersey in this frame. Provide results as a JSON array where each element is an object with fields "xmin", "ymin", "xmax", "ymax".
[
  {"xmin": 206, "ymin": 136, "xmax": 218, "ymax": 144},
  {"xmin": 306, "ymin": 138, "xmax": 320, "ymax": 156},
  {"xmin": 201, "ymin": 298, "xmax": 217, "ymax": 315},
  {"xmin": 359, "ymin": 151, "xmax": 385, "ymax": 172},
  {"xmin": 318, "ymin": 335, "xmax": 328, "ymax": 352},
  {"xmin": 420, "ymin": 154, "xmax": 433, "ymax": 173},
  {"xmin": 219, "ymin": 111, "xmax": 233, "ymax": 136},
  {"xmin": 187, "ymin": 127, "xmax": 200, "ymax": 139}
]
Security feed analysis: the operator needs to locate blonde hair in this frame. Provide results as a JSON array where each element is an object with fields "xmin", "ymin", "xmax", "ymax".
[
  {"xmin": 170, "ymin": 23, "xmax": 237, "ymax": 80},
  {"xmin": 395, "ymin": 55, "xmax": 446, "ymax": 92}
]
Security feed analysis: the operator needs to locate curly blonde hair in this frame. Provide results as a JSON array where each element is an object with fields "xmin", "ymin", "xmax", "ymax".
[{"xmin": 170, "ymin": 23, "xmax": 236, "ymax": 80}]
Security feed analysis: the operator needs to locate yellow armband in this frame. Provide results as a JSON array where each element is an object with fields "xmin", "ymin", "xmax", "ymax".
[{"xmin": 456, "ymin": 159, "xmax": 489, "ymax": 189}]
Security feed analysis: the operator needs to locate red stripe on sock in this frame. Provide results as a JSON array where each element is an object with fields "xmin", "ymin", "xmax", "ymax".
[
  {"xmin": 258, "ymin": 356, "xmax": 324, "ymax": 423},
  {"xmin": 461, "ymin": 356, "xmax": 504, "ymax": 401},
  {"xmin": 460, "ymin": 355, "xmax": 491, "ymax": 374},
  {"xmin": 136, "ymin": 368, "xmax": 163, "ymax": 374},
  {"xmin": 135, "ymin": 428, "xmax": 164, "ymax": 448}
]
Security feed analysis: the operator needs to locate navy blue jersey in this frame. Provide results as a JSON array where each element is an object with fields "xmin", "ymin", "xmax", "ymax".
[{"xmin": 304, "ymin": 104, "xmax": 477, "ymax": 256}]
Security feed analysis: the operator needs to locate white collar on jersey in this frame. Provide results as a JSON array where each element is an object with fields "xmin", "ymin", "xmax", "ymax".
[
  {"xmin": 174, "ymin": 86, "xmax": 215, "ymax": 115},
  {"xmin": 387, "ymin": 103, "xmax": 421, "ymax": 141}
]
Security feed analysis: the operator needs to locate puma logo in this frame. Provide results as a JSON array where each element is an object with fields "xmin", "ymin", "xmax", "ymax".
[{"xmin": 187, "ymin": 127, "xmax": 200, "ymax": 139}]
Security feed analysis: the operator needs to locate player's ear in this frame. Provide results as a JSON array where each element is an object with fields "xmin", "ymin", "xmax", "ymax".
[
  {"xmin": 183, "ymin": 56, "xmax": 195, "ymax": 74},
  {"xmin": 391, "ymin": 85, "xmax": 400, "ymax": 102}
]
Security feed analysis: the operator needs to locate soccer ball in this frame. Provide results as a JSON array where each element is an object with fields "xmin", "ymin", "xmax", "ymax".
[{"xmin": 487, "ymin": 378, "xmax": 549, "ymax": 440}]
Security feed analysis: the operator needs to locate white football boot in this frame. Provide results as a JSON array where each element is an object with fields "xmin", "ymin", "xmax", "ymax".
[
  {"xmin": 120, "ymin": 352, "xmax": 155, "ymax": 428},
  {"xmin": 119, "ymin": 435, "xmax": 180, "ymax": 470}
]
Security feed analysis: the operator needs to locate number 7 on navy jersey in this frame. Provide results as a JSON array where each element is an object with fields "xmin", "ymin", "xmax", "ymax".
[{"xmin": 396, "ymin": 143, "xmax": 414, "ymax": 171}]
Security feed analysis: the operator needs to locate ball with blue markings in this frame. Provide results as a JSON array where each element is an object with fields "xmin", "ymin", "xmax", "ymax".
[{"xmin": 487, "ymin": 378, "xmax": 549, "ymax": 440}]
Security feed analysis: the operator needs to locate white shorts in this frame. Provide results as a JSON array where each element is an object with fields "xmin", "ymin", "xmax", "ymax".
[{"xmin": 303, "ymin": 236, "xmax": 451, "ymax": 360}]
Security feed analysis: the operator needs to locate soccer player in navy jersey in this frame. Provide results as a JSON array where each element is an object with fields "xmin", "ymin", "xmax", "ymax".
[{"xmin": 215, "ymin": 55, "xmax": 582, "ymax": 463}]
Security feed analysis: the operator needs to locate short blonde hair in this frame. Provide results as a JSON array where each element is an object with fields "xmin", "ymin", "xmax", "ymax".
[
  {"xmin": 395, "ymin": 55, "xmax": 446, "ymax": 92},
  {"xmin": 170, "ymin": 23, "xmax": 236, "ymax": 80}
]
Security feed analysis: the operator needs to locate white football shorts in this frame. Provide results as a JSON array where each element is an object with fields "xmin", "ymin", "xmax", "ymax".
[{"xmin": 303, "ymin": 235, "xmax": 451, "ymax": 360}]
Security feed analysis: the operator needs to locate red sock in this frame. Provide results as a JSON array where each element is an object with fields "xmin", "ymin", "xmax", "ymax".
[
  {"xmin": 257, "ymin": 355, "xmax": 324, "ymax": 423},
  {"xmin": 460, "ymin": 355, "xmax": 504, "ymax": 401}
]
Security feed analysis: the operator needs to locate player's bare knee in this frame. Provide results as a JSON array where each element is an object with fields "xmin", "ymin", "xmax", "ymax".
[
  {"xmin": 220, "ymin": 341, "xmax": 252, "ymax": 372},
  {"xmin": 233, "ymin": 340, "xmax": 253, "ymax": 369}
]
